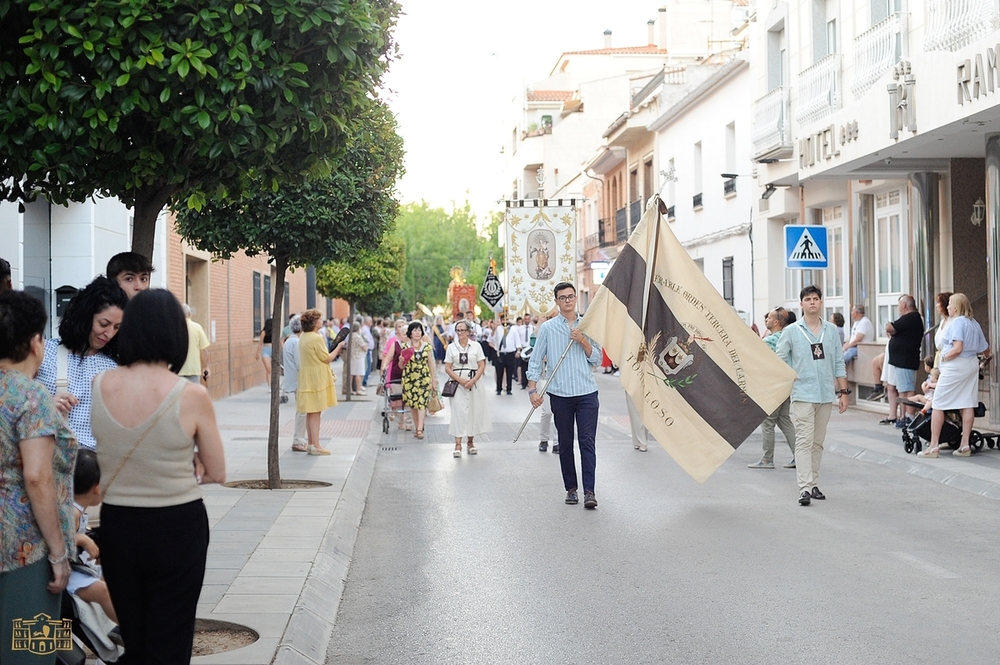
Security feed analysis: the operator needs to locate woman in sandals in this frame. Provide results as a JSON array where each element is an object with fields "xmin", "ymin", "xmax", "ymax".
[
  {"xmin": 296, "ymin": 309, "xmax": 346, "ymax": 455},
  {"xmin": 401, "ymin": 321, "xmax": 437, "ymax": 440},
  {"xmin": 444, "ymin": 320, "xmax": 491, "ymax": 457}
]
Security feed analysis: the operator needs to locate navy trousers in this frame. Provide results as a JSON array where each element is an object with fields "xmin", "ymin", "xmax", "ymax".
[{"xmin": 549, "ymin": 391, "xmax": 599, "ymax": 492}]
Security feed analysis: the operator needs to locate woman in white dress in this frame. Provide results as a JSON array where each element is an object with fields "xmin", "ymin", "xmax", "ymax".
[
  {"xmin": 444, "ymin": 320, "xmax": 491, "ymax": 457},
  {"xmin": 919, "ymin": 293, "xmax": 990, "ymax": 458},
  {"xmin": 932, "ymin": 291, "xmax": 952, "ymax": 367}
]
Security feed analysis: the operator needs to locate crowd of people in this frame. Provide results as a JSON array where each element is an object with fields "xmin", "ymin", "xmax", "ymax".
[{"xmin": 1, "ymin": 252, "xmax": 226, "ymax": 664}]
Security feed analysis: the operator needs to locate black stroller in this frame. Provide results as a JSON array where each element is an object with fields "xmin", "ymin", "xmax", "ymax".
[{"xmin": 901, "ymin": 402, "xmax": 995, "ymax": 454}]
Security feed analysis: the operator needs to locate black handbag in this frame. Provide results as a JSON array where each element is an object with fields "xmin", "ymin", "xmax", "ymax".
[{"xmin": 442, "ymin": 379, "xmax": 459, "ymax": 398}]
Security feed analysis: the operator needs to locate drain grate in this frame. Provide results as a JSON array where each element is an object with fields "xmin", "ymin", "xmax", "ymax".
[{"xmin": 380, "ymin": 446, "xmax": 398, "ymax": 452}]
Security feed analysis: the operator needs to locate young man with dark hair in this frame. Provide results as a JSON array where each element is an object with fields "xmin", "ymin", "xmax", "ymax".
[
  {"xmin": 0, "ymin": 257, "xmax": 11, "ymax": 291},
  {"xmin": 106, "ymin": 252, "xmax": 153, "ymax": 299},
  {"xmin": 776, "ymin": 285, "xmax": 849, "ymax": 506},
  {"xmin": 526, "ymin": 282, "xmax": 603, "ymax": 509}
]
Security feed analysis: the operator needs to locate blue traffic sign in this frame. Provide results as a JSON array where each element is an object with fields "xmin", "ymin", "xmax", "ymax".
[{"xmin": 784, "ymin": 225, "xmax": 829, "ymax": 269}]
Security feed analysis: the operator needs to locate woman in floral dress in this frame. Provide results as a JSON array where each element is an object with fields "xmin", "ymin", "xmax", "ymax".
[{"xmin": 401, "ymin": 321, "xmax": 437, "ymax": 440}]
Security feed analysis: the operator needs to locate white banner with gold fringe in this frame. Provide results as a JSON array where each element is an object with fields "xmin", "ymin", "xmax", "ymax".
[{"xmin": 504, "ymin": 202, "xmax": 577, "ymax": 317}]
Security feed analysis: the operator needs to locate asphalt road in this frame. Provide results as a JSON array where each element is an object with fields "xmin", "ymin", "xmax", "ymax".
[{"xmin": 326, "ymin": 372, "xmax": 1000, "ymax": 665}]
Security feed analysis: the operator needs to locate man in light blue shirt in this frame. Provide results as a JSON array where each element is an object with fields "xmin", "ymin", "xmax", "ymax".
[
  {"xmin": 776, "ymin": 285, "xmax": 849, "ymax": 506},
  {"xmin": 527, "ymin": 283, "xmax": 603, "ymax": 509}
]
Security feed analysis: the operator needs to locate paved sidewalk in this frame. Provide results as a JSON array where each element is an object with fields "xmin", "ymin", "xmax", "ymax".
[{"xmin": 191, "ymin": 371, "xmax": 1000, "ymax": 664}]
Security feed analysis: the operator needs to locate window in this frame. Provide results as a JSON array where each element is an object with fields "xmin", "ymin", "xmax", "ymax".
[
  {"xmin": 629, "ymin": 167, "xmax": 639, "ymax": 203},
  {"xmin": 643, "ymin": 159, "xmax": 654, "ymax": 204},
  {"xmin": 874, "ymin": 189, "xmax": 906, "ymax": 335},
  {"xmin": 264, "ymin": 274, "xmax": 272, "ymax": 322},
  {"xmin": 767, "ymin": 25, "xmax": 787, "ymax": 90},
  {"xmin": 541, "ymin": 115, "xmax": 553, "ymax": 129},
  {"xmin": 253, "ymin": 271, "xmax": 262, "ymax": 335},
  {"xmin": 722, "ymin": 257, "xmax": 734, "ymax": 305},
  {"xmin": 693, "ymin": 142, "xmax": 703, "ymax": 202},
  {"xmin": 725, "ymin": 123, "xmax": 736, "ymax": 174},
  {"xmin": 813, "ymin": 0, "xmax": 840, "ymax": 61},
  {"xmin": 823, "ymin": 206, "xmax": 844, "ymax": 299}
]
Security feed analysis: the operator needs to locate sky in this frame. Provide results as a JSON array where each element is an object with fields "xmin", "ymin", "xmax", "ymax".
[{"xmin": 382, "ymin": 1, "xmax": 660, "ymax": 220}]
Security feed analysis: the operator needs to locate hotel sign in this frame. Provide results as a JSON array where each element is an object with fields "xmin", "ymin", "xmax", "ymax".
[
  {"xmin": 958, "ymin": 48, "xmax": 1000, "ymax": 104},
  {"xmin": 799, "ymin": 121, "xmax": 859, "ymax": 168}
]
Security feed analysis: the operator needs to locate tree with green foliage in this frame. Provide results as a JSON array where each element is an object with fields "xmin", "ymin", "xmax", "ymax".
[
  {"xmin": 316, "ymin": 233, "xmax": 406, "ymax": 394},
  {"xmin": 395, "ymin": 201, "xmax": 504, "ymax": 312},
  {"xmin": 176, "ymin": 100, "xmax": 403, "ymax": 488},
  {"xmin": 0, "ymin": 0, "xmax": 399, "ymax": 257}
]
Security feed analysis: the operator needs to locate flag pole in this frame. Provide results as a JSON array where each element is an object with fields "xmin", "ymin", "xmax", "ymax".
[{"xmin": 511, "ymin": 337, "xmax": 575, "ymax": 443}]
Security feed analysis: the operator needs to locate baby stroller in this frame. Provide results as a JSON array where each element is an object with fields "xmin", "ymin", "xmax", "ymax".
[
  {"xmin": 901, "ymin": 402, "xmax": 991, "ymax": 454},
  {"xmin": 380, "ymin": 374, "xmax": 406, "ymax": 433}
]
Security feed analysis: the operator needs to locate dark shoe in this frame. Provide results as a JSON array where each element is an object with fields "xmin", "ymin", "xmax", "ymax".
[
  {"xmin": 506, "ymin": 391, "xmax": 513, "ymax": 395},
  {"xmin": 799, "ymin": 490, "xmax": 811, "ymax": 506},
  {"xmin": 870, "ymin": 385, "xmax": 886, "ymax": 400},
  {"xmin": 565, "ymin": 490, "xmax": 579, "ymax": 505},
  {"xmin": 782, "ymin": 460, "xmax": 796, "ymax": 469},
  {"xmin": 538, "ymin": 440, "xmax": 548, "ymax": 452},
  {"xmin": 878, "ymin": 418, "xmax": 897, "ymax": 425},
  {"xmin": 496, "ymin": 390, "xmax": 502, "ymax": 395},
  {"xmin": 810, "ymin": 486, "xmax": 826, "ymax": 500},
  {"xmin": 895, "ymin": 417, "xmax": 911, "ymax": 429},
  {"xmin": 584, "ymin": 491, "xmax": 598, "ymax": 509},
  {"xmin": 551, "ymin": 444, "xmax": 560, "ymax": 454}
]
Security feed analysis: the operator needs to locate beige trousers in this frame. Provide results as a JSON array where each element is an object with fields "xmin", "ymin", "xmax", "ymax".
[{"xmin": 789, "ymin": 401, "xmax": 832, "ymax": 492}]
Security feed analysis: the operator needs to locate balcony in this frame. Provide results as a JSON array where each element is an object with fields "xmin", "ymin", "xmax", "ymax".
[
  {"xmin": 629, "ymin": 199, "xmax": 642, "ymax": 229},
  {"xmin": 692, "ymin": 192, "xmax": 703, "ymax": 209},
  {"xmin": 615, "ymin": 207, "xmax": 628, "ymax": 243},
  {"xmin": 584, "ymin": 232, "xmax": 599, "ymax": 250},
  {"xmin": 751, "ymin": 86, "xmax": 793, "ymax": 161},
  {"xmin": 796, "ymin": 54, "xmax": 843, "ymax": 127},
  {"xmin": 851, "ymin": 12, "xmax": 908, "ymax": 99},
  {"xmin": 598, "ymin": 220, "xmax": 614, "ymax": 248},
  {"xmin": 925, "ymin": 0, "xmax": 1000, "ymax": 52},
  {"xmin": 723, "ymin": 177, "xmax": 737, "ymax": 197}
]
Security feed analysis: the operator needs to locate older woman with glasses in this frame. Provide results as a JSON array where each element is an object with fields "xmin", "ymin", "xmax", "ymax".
[{"xmin": 444, "ymin": 321, "xmax": 491, "ymax": 457}]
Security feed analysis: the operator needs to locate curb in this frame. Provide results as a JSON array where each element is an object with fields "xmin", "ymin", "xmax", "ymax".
[{"xmin": 271, "ymin": 406, "xmax": 381, "ymax": 665}]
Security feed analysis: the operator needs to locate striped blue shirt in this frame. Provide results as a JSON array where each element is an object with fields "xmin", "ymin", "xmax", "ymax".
[{"xmin": 527, "ymin": 314, "xmax": 602, "ymax": 397}]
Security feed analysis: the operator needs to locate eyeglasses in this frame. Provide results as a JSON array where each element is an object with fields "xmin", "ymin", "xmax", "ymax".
[
  {"xmin": 556, "ymin": 294, "xmax": 576, "ymax": 302},
  {"xmin": 456, "ymin": 327, "xmax": 469, "ymax": 334}
]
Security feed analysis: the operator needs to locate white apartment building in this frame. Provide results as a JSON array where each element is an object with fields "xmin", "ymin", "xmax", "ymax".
[{"xmin": 750, "ymin": 0, "xmax": 1000, "ymax": 421}]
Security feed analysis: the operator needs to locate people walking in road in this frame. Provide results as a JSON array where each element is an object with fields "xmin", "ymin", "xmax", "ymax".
[
  {"xmin": 885, "ymin": 295, "xmax": 924, "ymax": 430},
  {"xmin": 432, "ymin": 315, "xmax": 448, "ymax": 364},
  {"xmin": 527, "ymin": 282, "xmax": 603, "ymax": 509},
  {"xmin": 842, "ymin": 304, "xmax": 875, "ymax": 365},
  {"xmin": 91, "ymin": 288, "xmax": 226, "ymax": 664},
  {"xmin": 749, "ymin": 306, "xmax": 797, "ymax": 469},
  {"xmin": 282, "ymin": 315, "xmax": 309, "ymax": 452},
  {"xmin": 382, "ymin": 318, "xmax": 411, "ymax": 431},
  {"xmin": 776, "ymin": 286, "xmax": 849, "ymax": 506},
  {"xmin": 918, "ymin": 293, "xmax": 990, "ymax": 458},
  {"xmin": 401, "ymin": 321, "xmax": 437, "ymax": 440},
  {"xmin": 492, "ymin": 315, "xmax": 521, "ymax": 395},
  {"xmin": 296, "ymin": 309, "xmax": 345, "ymax": 455},
  {"xmin": 0, "ymin": 290, "xmax": 77, "ymax": 661},
  {"xmin": 36, "ymin": 276, "xmax": 128, "ymax": 451},
  {"xmin": 444, "ymin": 321, "xmax": 490, "ymax": 457}
]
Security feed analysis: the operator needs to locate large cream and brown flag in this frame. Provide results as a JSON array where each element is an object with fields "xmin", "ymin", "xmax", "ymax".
[{"xmin": 579, "ymin": 196, "xmax": 796, "ymax": 483}]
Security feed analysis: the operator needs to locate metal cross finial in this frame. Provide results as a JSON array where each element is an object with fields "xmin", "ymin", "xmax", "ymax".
[{"xmin": 658, "ymin": 167, "xmax": 677, "ymax": 194}]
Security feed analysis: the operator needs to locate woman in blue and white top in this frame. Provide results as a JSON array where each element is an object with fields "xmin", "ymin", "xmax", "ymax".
[
  {"xmin": 36, "ymin": 276, "xmax": 127, "ymax": 450},
  {"xmin": 919, "ymin": 293, "xmax": 990, "ymax": 458}
]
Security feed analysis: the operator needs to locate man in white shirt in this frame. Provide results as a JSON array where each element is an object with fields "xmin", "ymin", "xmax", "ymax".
[
  {"xmin": 492, "ymin": 316, "xmax": 523, "ymax": 395},
  {"xmin": 843, "ymin": 304, "xmax": 875, "ymax": 364},
  {"xmin": 516, "ymin": 316, "xmax": 533, "ymax": 389}
]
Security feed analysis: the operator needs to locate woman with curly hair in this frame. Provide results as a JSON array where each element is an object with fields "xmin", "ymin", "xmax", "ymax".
[
  {"xmin": 400, "ymin": 321, "xmax": 437, "ymax": 440},
  {"xmin": 296, "ymin": 309, "xmax": 346, "ymax": 455},
  {"xmin": 36, "ymin": 276, "xmax": 128, "ymax": 451}
]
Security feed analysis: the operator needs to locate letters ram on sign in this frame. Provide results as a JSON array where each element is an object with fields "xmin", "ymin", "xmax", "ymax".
[{"xmin": 958, "ymin": 48, "xmax": 1000, "ymax": 104}]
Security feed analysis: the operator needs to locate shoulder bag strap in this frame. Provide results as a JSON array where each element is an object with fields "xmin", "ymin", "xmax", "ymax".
[
  {"xmin": 56, "ymin": 344, "xmax": 69, "ymax": 394},
  {"xmin": 101, "ymin": 379, "xmax": 187, "ymax": 496}
]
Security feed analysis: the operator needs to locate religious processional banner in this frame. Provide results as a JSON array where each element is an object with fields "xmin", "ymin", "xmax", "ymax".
[
  {"xmin": 504, "ymin": 203, "xmax": 577, "ymax": 317},
  {"xmin": 578, "ymin": 196, "xmax": 796, "ymax": 483}
]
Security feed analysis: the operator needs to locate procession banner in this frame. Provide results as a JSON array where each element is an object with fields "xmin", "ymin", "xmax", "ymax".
[
  {"xmin": 578, "ymin": 196, "xmax": 796, "ymax": 483},
  {"xmin": 504, "ymin": 202, "xmax": 577, "ymax": 317}
]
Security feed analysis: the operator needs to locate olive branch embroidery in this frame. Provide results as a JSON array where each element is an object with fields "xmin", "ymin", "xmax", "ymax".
[{"xmin": 651, "ymin": 372, "xmax": 697, "ymax": 390}]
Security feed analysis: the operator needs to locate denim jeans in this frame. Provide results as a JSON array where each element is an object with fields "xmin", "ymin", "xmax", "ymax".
[{"xmin": 550, "ymin": 391, "xmax": 599, "ymax": 492}]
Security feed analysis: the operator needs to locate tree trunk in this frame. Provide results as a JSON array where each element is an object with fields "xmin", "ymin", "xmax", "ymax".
[
  {"xmin": 342, "ymin": 302, "xmax": 355, "ymax": 401},
  {"xmin": 130, "ymin": 185, "xmax": 177, "ymax": 259},
  {"xmin": 267, "ymin": 255, "xmax": 287, "ymax": 490}
]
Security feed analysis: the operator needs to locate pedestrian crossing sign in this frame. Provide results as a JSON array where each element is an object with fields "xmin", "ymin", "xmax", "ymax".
[{"xmin": 784, "ymin": 225, "xmax": 828, "ymax": 269}]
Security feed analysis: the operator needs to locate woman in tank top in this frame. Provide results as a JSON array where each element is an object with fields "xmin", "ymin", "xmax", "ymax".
[{"xmin": 91, "ymin": 289, "xmax": 226, "ymax": 664}]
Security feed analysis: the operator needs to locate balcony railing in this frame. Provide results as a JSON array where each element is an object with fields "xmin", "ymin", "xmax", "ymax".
[
  {"xmin": 598, "ymin": 220, "xmax": 614, "ymax": 248},
  {"xmin": 796, "ymin": 54, "xmax": 843, "ymax": 127},
  {"xmin": 584, "ymin": 232, "xmax": 599, "ymax": 250},
  {"xmin": 615, "ymin": 207, "xmax": 628, "ymax": 243},
  {"xmin": 723, "ymin": 177, "xmax": 737, "ymax": 196},
  {"xmin": 751, "ymin": 86, "xmax": 793, "ymax": 160},
  {"xmin": 692, "ymin": 193, "xmax": 703, "ymax": 209},
  {"xmin": 666, "ymin": 205, "xmax": 676, "ymax": 220},
  {"xmin": 851, "ymin": 12, "xmax": 908, "ymax": 99},
  {"xmin": 629, "ymin": 199, "xmax": 642, "ymax": 229},
  {"xmin": 925, "ymin": 0, "xmax": 1000, "ymax": 51}
]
